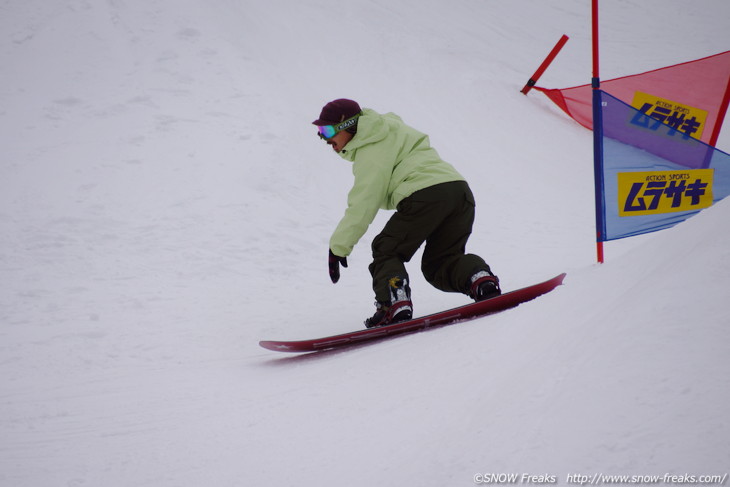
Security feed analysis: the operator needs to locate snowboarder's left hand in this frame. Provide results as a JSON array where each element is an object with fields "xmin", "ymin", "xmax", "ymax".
[{"xmin": 328, "ymin": 249, "xmax": 348, "ymax": 283}]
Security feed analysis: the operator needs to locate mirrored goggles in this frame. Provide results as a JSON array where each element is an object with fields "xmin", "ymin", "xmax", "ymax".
[{"xmin": 316, "ymin": 114, "xmax": 360, "ymax": 140}]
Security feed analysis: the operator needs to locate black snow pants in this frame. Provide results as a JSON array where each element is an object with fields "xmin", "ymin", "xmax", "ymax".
[{"xmin": 369, "ymin": 180, "xmax": 492, "ymax": 303}]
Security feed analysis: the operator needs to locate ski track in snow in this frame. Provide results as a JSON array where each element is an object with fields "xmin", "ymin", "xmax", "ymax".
[{"xmin": 1, "ymin": 1, "xmax": 729, "ymax": 485}]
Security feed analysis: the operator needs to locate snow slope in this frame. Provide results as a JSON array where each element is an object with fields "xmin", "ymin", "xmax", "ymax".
[{"xmin": 1, "ymin": 1, "xmax": 729, "ymax": 486}]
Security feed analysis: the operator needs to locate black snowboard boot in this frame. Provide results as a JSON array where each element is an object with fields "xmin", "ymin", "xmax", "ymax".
[
  {"xmin": 469, "ymin": 270, "xmax": 501, "ymax": 301},
  {"xmin": 365, "ymin": 277, "xmax": 413, "ymax": 328}
]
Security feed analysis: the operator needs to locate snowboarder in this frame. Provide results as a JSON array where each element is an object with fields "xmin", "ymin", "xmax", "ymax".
[{"xmin": 314, "ymin": 98, "xmax": 500, "ymax": 328}]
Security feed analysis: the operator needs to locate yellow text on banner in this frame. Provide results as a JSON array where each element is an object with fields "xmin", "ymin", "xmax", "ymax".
[
  {"xmin": 631, "ymin": 91, "xmax": 708, "ymax": 140},
  {"xmin": 617, "ymin": 169, "xmax": 714, "ymax": 217}
]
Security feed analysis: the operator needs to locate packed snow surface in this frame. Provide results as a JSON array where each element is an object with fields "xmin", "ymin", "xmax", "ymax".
[{"xmin": 1, "ymin": 1, "xmax": 729, "ymax": 486}]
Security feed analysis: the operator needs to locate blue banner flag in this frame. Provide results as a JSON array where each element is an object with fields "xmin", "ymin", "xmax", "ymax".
[{"xmin": 596, "ymin": 91, "xmax": 730, "ymax": 241}]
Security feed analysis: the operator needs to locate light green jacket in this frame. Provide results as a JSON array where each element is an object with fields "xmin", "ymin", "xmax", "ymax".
[{"xmin": 330, "ymin": 108, "xmax": 465, "ymax": 257}]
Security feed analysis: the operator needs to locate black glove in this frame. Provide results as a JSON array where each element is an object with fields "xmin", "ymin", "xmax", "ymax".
[{"xmin": 328, "ymin": 249, "xmax": 348, "ymax": 283}]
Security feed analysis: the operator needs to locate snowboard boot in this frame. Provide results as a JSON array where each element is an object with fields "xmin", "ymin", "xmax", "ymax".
[
  {"xmin": 364, "ymin": 277, "xmax": 413, "ymax": 328},
  {"xmin": 469, "ymin": 270, "xmax": 501, "ymax": 301}
]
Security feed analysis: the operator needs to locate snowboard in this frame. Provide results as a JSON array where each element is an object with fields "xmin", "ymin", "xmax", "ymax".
[{"xmin": 260, "ymin": 273, "xmax": 566, "ymax": 353}]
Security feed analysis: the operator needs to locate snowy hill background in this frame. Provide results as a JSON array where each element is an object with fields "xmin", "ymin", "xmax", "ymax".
[{"xmin": 1, "ymin": 1, "xmax": 729, "ymax": 485}]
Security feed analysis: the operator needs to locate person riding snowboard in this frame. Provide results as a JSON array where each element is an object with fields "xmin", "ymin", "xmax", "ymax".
[{"xmin": 313, "ymin": 98, "xmax": 500, "ymax": 328}]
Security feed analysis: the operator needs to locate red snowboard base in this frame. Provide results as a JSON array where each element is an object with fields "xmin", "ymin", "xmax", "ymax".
[{"xmin": 260, "ymin": 273, "xmax": 566, "ymax": 353}]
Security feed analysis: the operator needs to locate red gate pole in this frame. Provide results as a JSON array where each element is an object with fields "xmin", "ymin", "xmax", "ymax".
[
  {"xmin": 521, "ymin": 34, "xmax": 570, "ymax": 95},
  {"xmin": 592, "ymin": 0, "xmax": 605, "ymax": 264},
  {"xmin": 709, "ymin": 77, "xmax": 730, "ymax": 148}
]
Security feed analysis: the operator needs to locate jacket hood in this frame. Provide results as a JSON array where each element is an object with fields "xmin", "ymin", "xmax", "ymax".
[{"xmin": 339, "ymin": 109, "xmax": 397, "ymax": 159}]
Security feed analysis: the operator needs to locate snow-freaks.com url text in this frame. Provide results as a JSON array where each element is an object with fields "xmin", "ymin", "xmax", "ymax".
[{"xmin": 473, "ymin": 473, "xmax": 728, "ymax": 486}]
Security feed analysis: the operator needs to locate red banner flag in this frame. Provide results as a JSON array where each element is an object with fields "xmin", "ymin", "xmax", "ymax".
[{"xmin": 535, "ymin": 51, "xmax": 730, "ymax": 146}]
